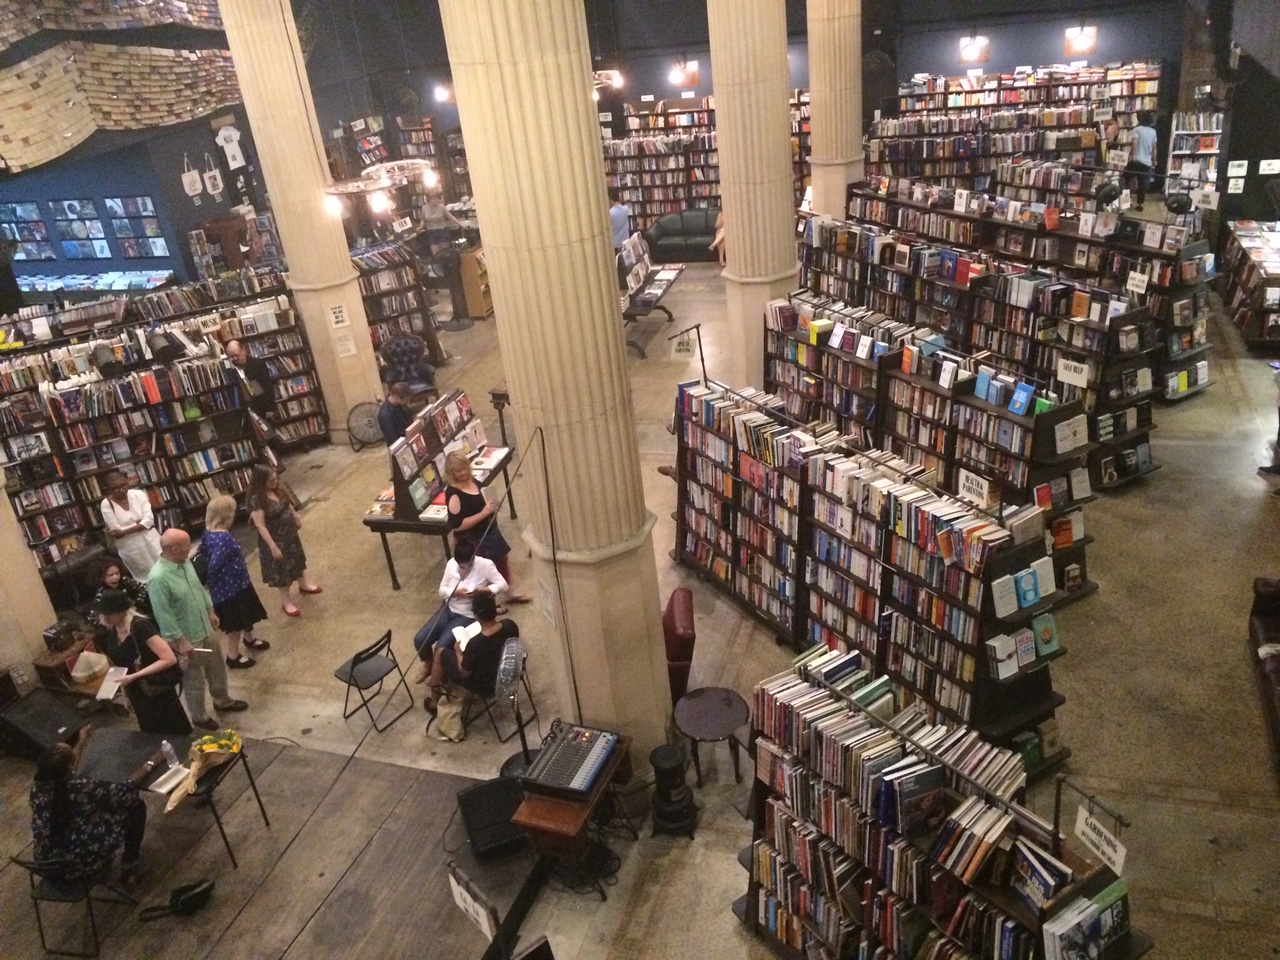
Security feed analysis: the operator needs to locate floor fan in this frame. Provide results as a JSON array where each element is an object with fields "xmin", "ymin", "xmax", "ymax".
[{"xmin": 347, "ymin": 402, "xmax": 384, "ymax": 451}]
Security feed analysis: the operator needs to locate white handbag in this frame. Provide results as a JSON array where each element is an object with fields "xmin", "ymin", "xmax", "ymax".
[
  {"xmin": 203, "ymin": 153, "xmax": 224, "ymax": 200},
  {"xmin": 181, "ymin": 153, "xmax": 203, "ymax": 205}
]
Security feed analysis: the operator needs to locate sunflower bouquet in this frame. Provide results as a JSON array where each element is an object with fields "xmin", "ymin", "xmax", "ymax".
[{"xmin": 165, "ymin": 729, "xmax": 242, "ymax": 812}]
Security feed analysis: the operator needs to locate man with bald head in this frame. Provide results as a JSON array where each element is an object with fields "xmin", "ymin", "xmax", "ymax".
[
  {"xmin": 224, "ymin": 338, "xmax": 274, "ymax": 421},
  {"xmin": 148, "ymin": 529, "xmax": 248, "ymax": 730}
]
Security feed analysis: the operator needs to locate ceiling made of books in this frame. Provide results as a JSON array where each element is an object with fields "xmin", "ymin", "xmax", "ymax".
[
  {"xmin": 0, "ymin": 41, "xmax": 241, "ymax": 171},
  {"xmin": 0, "ymin": 0, "xmax": 222, "ymax": 55}
]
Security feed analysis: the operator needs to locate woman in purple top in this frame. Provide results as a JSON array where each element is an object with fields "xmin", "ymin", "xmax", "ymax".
[{"xmin": 202, "ymin": 495, "xmax": 270, "ymax": 669}]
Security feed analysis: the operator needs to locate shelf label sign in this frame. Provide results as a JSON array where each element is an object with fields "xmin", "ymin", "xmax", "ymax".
[
  {"xmin": 1228, "ymin": 178, "xmax": 1245, "ymax": 194},
  {"xmin": 1261, "ymin": 159, "xmax": 1280, "ymax": 175},
  {"xmin": 1125, "ymin": 270, "xmax": 1149, "ymax": 295},
  {"xmin": 1075, "ymin": 807, "xmax": 1127, "ymax": 875},
  {"xmin": 1057, "ymin": 357, "xmax": 1090, "ymax": 387},
  {"xmin": 956, "ymin": 468, "xmax": 991, "ymax": 508},
  {"xmin": 640, "ymin": 94, "xmax": 655, "ymax": 102},
  {"xmin": 598, "ymin": 112, "xmax": 613, "ymax": 121},
  {"xmin": 392, "ymin": 216, "xmax": 412, "ymax": 232},
  {"xmin": 1227, "ymin": 160, "xmax": 1248, "ymax": 177},
  {"xmin": 329, "ymin": 304, "xmax": 350, "ymax": 329},
  {"xmin": 1198, "ymin": 188, "xmax": 1220, "ymax": 210}
]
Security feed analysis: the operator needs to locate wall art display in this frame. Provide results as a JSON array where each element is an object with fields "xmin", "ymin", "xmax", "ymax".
[
  {"xmin": 119, "ymin": 237, "xmax": 169, "ymax": 258},
  {"xmin": 0, "ymin": 203, "xmax": 57, "ymax": 260},
  {"xmin": 51, "ymin": 199, "xmax": 99, "ymax": 220},
  {"xmin": 104, "ymin": 196, "xmax": 156, "ymax": 218}
]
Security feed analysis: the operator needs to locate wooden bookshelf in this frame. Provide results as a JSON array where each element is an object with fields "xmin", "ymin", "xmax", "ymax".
[
  {"xmin": 789, "ymin": 89, "xmax": 810, "ymax": 205},
  {"xmin": 869, "ymin": 62, "xmax": 1161, "ymax": 190},
  {"xmin": 1166, "ymin": 111, "xmax": 1222, "ymax": 185},
  {"xmin": 459, "ymin": 246, "xmax": 494, "ymax": 319},
  {"xmin": 350, "ymin": 240, "xmax": 446, "ymax": 364},
  {"xmin": 443, "ymin": 130, "xmax": 471, "ymax": 203},
  {"xmin": 602, "ymin": 133, "xmax": 720, "ymax": 233}
]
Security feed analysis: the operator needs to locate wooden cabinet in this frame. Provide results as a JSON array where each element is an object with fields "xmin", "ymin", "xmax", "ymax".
[{"xmin": 459, "ymin": 246, "xmax": 493, "ymax": 318}]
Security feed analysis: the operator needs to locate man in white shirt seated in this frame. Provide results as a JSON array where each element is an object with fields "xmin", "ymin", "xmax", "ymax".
[{"xmin": 412, "ymin": 540, "xmax": 508, "ymax": 679}]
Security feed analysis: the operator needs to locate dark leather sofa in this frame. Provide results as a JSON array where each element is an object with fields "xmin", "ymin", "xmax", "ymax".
[{"xmin": 644, "ymin": 208, "xmax": 721, "ymax": 263}]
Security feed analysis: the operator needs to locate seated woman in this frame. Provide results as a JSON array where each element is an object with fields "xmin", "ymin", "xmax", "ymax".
[
  {"xmin": 424, "ymin": 590, "xmax": 519, "ymax": 714},
  {"xmin": 30, "ymin": 728, "xmax": 150, "ymax": 887},
  {"xmin": 94, "ymin": 589, "xmax": 191, "ymax": 736},
  {"xmin": 91, "ymin": 556, "xmax": 151, "ymax": 618},
  {"xmin": 412, "ymin": 540, "xmax": 507, "ymax": 679}
]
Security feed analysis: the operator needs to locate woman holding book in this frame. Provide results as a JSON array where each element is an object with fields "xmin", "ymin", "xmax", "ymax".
[
  {"xmin": 248, "ymin": 465, "xmax": 321, "ymax": 617},
  {"xmin": 202, "ymin": 495, "xmax": 270, "ymax": 668},
  {"xmin": 94, "ymin": 589, "xmax": 190, "ymax": 736},
  {"xmin": 100, "ymin": 470, "xmax": 163, "ymax": 580},
  {"xmin": 444, "ymin": 452, "xmax": 529, "ymax": 603}
]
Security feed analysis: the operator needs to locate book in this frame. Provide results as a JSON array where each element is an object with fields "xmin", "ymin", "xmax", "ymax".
[
  {"xmin": 986, "ymin": 634, "xmax": 1019, "ymax": 679},
  {"xmin": 1042, "ymin": 896, "xmax": 1101, "ymax": 960},
  {"xmin": 1011, "ymin": 837, "xmax": 1072, "ymax": 913},
  {"xmin": 1063, "ymin": 562, "xmax": 1084, "ymax": 592},
  {"xmin": 991, "ymin": 574, "xmax": 1019, "ymax": 618},
  {"xmin": 1014, "ymin": 568, "xmax": 1040, "ymax": 608},
  {"xmin": 1037, "ymin": 717, "xmax": 1063, "ymax": 757},
  {"xmin": 894, "ymin": 764, "xmax": 948, "ymax": 835},
  {"xmin": 1031, "ymin": 613, "xmax": 1060, "ymax": 656},
  {"xmin": 1092, "ymin": 877, "xmax": 1132, "ymax": 948},
  {"xmin": 1030, "ymin": 554, "xmax": 1057, "ymax": 596},
  {"xmin": 1008, "ymin": 381, "xmax": 1035, "ymax": 415},
  {"xmin": 1013, "ymin": 627, "xmax": 1037, "ymax": 666}
]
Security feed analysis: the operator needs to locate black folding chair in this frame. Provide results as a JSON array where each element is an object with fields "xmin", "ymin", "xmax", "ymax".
[
  {"xmin": 9, "ymin": 857, "xmax": 135, "ymax": 957},
  {"xmin": 462, "ymin": 642, "xmax": 539, "ymax": 743},
  {"xmin": 333, "ymin": 629, "xmax": 414, "ymax": 732}
]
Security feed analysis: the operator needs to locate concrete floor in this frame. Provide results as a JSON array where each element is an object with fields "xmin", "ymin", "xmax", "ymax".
[{"xmin": 4, "ymin": 264, "xmax": 1279, "ymax": 958}]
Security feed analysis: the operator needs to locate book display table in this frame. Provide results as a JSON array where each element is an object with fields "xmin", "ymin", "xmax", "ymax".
[{"xmin": 362, "ymin": 514, "xmax": 452, "ymax": 591}]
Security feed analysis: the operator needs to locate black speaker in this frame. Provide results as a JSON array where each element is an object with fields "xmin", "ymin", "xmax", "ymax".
[
  {"xmin": 0, "ymin": 689, "xmax": 87, "ymax": 760},
  {"xmin": 457, "ymin": 777, "xmax": 527, "ymax": 858}
]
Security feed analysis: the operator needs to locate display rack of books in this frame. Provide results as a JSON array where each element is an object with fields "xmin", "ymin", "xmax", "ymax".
[
  {"xmin": 1149, "ymin": 239, "xmax": 1215, "ymax": 401},
  {"xmin": 789, "ymin": 89, "xmax": 810, "ymax": 204},
  {"xmin": 350, "ymin": 240, "xmax": 446, "ymax": 362},
  {"xmin": 1223, "ymin": 220, "xmax": 1280, "ymax": 345},
  {"xmin": 674, "ymin": 382, "xmax": 810, "ymax": 642},
  {"xmin": 869, "ymin": 62, "xmax": 1161, "ymax": 189},
  {"xmin": 1165, "ymin": 111, "xmax": 1222, "ymax": 185},
  {"xmin": 382, "ymin": 388, "xmax": 497, "ymax": 521},
  {"xmin": 459, "ymin": 247, "xmax": 493, "ymax": 319},
  {"xmin": 1, "ymin": 332, "xmax": 264, "ymax": 573},
  {"xmin": 736, "ymin": 652, "xmax": 1152, "ymax": 960},
  {"xmin": 231, "ymin": 300, "xmax": 330, "ymax": 448}
]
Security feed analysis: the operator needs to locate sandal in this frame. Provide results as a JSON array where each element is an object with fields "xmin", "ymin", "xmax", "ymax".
[
  {"xmin": 244, "ymin": 637, "xmax": 271, "ymax": 651},
  {"xmin": 282, "ymin": 604, "xmax": 301, "ymax": 618}
]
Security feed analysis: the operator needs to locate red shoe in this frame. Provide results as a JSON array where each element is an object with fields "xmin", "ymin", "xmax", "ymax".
[
  {"xmin": 282, "ymin": 603, "xmax": 301, "ymax": 617},
  {"xmin": 300, "ymin": 585, "xmax": 323, "ymax": 595}
]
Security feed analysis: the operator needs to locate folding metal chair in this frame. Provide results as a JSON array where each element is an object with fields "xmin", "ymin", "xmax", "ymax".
[
  {"xmin": 462, "ymin": 647, "xmax": 538, "ymax": 743},
  {"xmin": 9, "ymin": 857, "xmax": 135, "ymax": 957},
  {"xmin": 333, "ymin": 629, "xmax": 414, "ymax": 732}
]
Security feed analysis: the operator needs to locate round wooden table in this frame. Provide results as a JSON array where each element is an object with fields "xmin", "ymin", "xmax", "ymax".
[{"xmin": 673, "ymin": 686, "xmax": 749, "ymax": 787}]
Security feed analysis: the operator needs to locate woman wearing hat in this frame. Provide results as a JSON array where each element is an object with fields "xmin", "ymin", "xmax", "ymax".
[{"xmin": 95, "ymin": 589, "xmax": 191, "ymax": 735}]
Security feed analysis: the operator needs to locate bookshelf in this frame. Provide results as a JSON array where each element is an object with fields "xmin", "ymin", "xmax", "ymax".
[
  {"xmin": 0, "ymin": 329, "xmax": 266, "ymax": 574},
  {"xmin": 869, "ymin": 62, "xmax": 1161, "ymax": 190},
  {"xmin": 622, "ymin": 97, "xmax": 716, "ymax": 136},
  {"xmin": 350, "ymin": 240, "xmax": 446, "ymax": 363},
  {"xmin": 443, "ymin": 130, "xmax": 471, "ymax": 202},
  {"xmin": 674, "ymin": 380, "xmax": 1084, "ymax": 759},
  {"xmin": 737, "ymin": 656, "xmax": 1152, "ymax": 960},
  {"xmin": 603, "ymin": 134, "xmax": 705, "ymax": 233},
  {"xmin": 393, "ymin": 115, "xmax": 441, "ymax": 224},
  {"xmin": 1152, "ymin": 239, "xmax": 1215, "ymax": 401},
  {"xmin": 1165, "ymin": 111, "xmax": 1223, "ymax": 186},
  {"xmin": 789, "ymin": 89, "xmax": 810, "ymax": 205},
  {"xmin": 1223, "ymin": 220, "xmax": 1280, "ymax": 346}
]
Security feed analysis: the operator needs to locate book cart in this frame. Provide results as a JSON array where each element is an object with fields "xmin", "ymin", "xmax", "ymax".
[{"xmin": 733, "ymin": 652, "xmax": 1153, "ymax": 960}]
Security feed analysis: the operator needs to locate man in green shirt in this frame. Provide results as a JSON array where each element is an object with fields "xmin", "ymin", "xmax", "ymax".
[{"xmin": 148, "ymin": 529, "xmax": 248, "ymax": 730}]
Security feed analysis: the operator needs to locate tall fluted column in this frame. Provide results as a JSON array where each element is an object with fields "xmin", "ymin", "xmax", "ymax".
[
  {"xmin": 707, "ymin": 0, "xmax": 797, "ymax": 388},
  {"xmin": 219, "ymin": 0, "xmax": 382, "ymax": 441},
  {"xmin": 808, "ymin": 0, "xmax": 864, "ymax": 217},
  {"xmin": 0, "ymin": 506, "xmax": 58, "ymax": 677},
  {"xmin": 439, "ymin": 0, "xmax": 670, "ymax": 762}
]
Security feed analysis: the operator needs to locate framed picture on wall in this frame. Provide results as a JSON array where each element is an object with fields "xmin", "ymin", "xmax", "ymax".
[
  {"xmin": 1, "ymin": 203, "xmax": 57, "ymax": 259},
  {"xmin": 52, "ymin": 199, "xmax": 98, "ymax": 221},
  {"xmin": 106, "ymin": 198, "xmax": 164, "ymax": 255}
]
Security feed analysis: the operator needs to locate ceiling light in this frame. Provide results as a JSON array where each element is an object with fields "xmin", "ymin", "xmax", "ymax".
[
  {"xmin": 434, "ymin": 84, "xmax": 451, "ymax": 103},
  {"xmin": 958, "ymin": 35, "xmax": 990, "ymax": 64},
  {"xmin": 668, "ymin": 64, "xmax": 685, "ymax": 85},
  {"xmin": 368, "ymin": 190, "xmax": 393, "ymax": 213},
  {"xmin": 1065, "ymin": 25, "xmax": 1097, "ymax": 56},
  {"xmin": 323, "ymin": 194, "xmax": 344, "ymax": 217},
  {"xmin": 422, "ymin": 168, "xmax": 439, "ymax": 189}
]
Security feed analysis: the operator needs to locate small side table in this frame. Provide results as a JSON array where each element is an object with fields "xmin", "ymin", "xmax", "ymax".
[{"xmin": 673, "ymin": 686, "xmax": 750, "ymax": 788}]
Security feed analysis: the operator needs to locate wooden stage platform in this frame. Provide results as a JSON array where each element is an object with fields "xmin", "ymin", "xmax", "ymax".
[{"xmin": 0, "ymin": 741, "xmax": 538, "ymax": 959}]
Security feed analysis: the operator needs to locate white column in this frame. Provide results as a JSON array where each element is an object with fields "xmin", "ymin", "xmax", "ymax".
[
  {"xmin": 808, "ymin": 0, "xmax": 864, "ymax": 217},
  {"xmin": 219, "ymin": 0, "xmax": 383, "ymax": 441},
  {"xmin": 438, "ymin": 0, "xmax": 670, "ymax": 763},
  {"xmin": 0, "ymin": 506, "xmax": 57, "ymax": 677},
  {"xmin": 707, "ymin": 0, "xmax": 798, "ymax": 389}
]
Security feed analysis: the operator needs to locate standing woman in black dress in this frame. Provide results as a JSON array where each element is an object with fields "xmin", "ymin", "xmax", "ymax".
[
  {"xmin": 248, "ymin": 464, "xmax": 321, "ymax": 618},
  {"xmin": 444, "ymin": 452, "xmax": 530, "ymax": 602},
  {"xmin": 95, "ymin": 589, "xmax": 191, "ymax": 736}
]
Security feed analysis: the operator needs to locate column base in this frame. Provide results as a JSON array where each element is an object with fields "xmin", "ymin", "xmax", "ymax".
[
  {"xmin": 721, "ymin": 269, "xmax": 796, "ymax": 388},
  {"xmin": 524, "ymin": 515, "xmax": 673, "ymax": 771}
]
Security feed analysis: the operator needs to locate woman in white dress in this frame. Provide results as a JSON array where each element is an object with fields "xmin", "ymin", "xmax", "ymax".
[{"xmin": 100, "ymin": 470, "xmax": 163, "ymax": 580}]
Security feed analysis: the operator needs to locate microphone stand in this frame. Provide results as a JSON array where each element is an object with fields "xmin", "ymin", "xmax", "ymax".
[{"xmin": 499, "ymin": 691, "xmax": 539, "ymax": 779}]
